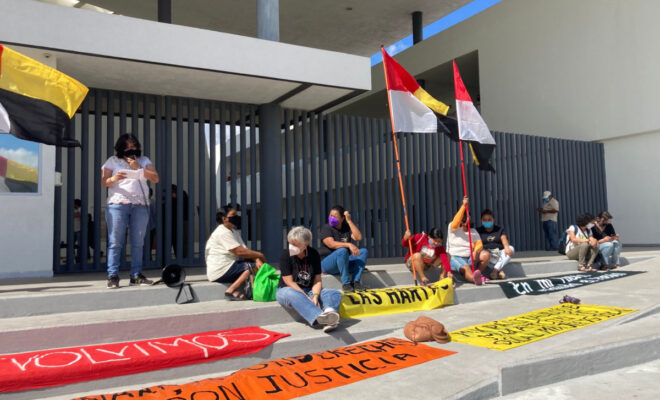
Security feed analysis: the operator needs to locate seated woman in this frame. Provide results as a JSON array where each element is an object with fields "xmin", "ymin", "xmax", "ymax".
[
  {"xmin": 319, "ymin": 205, "xmax": 368, "ymax": 293},
  {"xmin": 592, "ymin": 211, "xmax": 621, "ymax": 270},
  {"xmin": 476, "ymin": 209, "xmax": 515, "ymax": 280},
  {"xmin": 565, "ymin": 213, "xmax": 599, "ymax": 271},
  {"xmin": 276, "ymin": 226, "xmax": 342, "ymax": 333},
  {"xmin": 446, "ymin": 196, "xmax": 487, "ymax": 285},
  {"xmin": 401, "ymin": 227, "xmax": 451, "ymax": 286},
  {"xmin": 205, "ymin": 205, "xmax": 265, "ymax": 300}
]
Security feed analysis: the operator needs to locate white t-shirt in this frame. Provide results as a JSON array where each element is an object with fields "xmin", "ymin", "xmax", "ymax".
[
  {"xmin": 565, "ymin": 225, "xmax": 591, "ymax": 253},
  {"xmin": 102, "ymin": 156, "xmax": 152, "ymax": 205},
  {"xmin": 205, "ymin": 224, "xmax": 246, "ymax": 281},
  {"xmin": 446, "ymin": 224, "xmax": 481, "ymax": 258}
]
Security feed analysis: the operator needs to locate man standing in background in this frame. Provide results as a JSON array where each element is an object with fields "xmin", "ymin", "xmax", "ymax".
[{"xmin": 537, "ymin": 190, "xmax": 559, "ymax": 251}]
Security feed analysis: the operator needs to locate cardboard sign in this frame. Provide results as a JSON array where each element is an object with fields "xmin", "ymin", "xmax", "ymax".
[
  {"xmin": 77, "ymin": 338, "xmax": 456, "ymax": 400},
  {"xmin": 340, "ymin": 278, "xmax": 453, "ymax": 319},
  {"xmin": 0, "ymin": 327, "xmax": 289, "ymax": 393},
  {"xmin": 450, "ymin": 304, "xmax": 636, "ymax": 351},
  {"xmin": 498, "ymin": 270, "xmax": 645, "ymax": 298}
]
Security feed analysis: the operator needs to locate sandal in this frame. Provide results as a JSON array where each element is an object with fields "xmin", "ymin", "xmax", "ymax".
[
  {"xmin": 585, "ymin": 264, "xmax": 596, "ymax": 272},
  {"xmin": 577, "ymin": 264, "xmax": 587, "ymax": 271},
  {"xmin": 224, "ymin": 290, "xmax": 247, "ymax": 301}
]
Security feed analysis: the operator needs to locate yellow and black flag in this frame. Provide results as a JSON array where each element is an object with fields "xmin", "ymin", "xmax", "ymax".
[{"xmin": 0, "ymin": 44, "xmax": 88, "ymax": 147}]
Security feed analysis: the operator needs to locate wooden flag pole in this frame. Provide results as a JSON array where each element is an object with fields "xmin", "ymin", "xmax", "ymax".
[
  {"xmin": 459, "ymin": 140, "xmax": 477, "ymax": 273},
  {"xmin": 381, "ymin": 46, "xmax": 418, "ymax": 286}
]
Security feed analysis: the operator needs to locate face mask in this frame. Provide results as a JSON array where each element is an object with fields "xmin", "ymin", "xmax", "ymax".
[
  {"xmin": 123, "ymin": 149, "xmax": 141, "ymax": 159},
  {"xmin": 427, "ymin": 240, "xmax": 437, "ymax": 248},
  {"xmin": 228, "ymin": 215, "xmax": 242, "ymax": 227},
  {"xmin": 543, "ymin": 198, "xmax": 550, "ymax": 203},
  {"xmin": 482, "ymin": 221, "xmax": 494, "ymax": 229},
  {"xmin": 587, "ymin": 223, "xmax": 595, "ymax": 229},
  {"xmin": 328, "ymin": 216, "xmax": 340, "ymax": 227},
  {"xmin": 289, "ymin": 243, "xmax": 301, "ymax": 256}
]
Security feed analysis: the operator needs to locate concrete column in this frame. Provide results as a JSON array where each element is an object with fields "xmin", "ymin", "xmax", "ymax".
[
  {"xmin": 158, "ymin": 0, "xmax": 172, "ymax": 23},
  {"xmin": 412, "ymin": 11, "xmax": 423, "ymax": 44},
  {"xmin": 257, "ymin": 0, "xmax": 279, "ymax": 41},
  {"xmin": 258, "ymin": 103, "xmax": 283, "ymax": 263}
]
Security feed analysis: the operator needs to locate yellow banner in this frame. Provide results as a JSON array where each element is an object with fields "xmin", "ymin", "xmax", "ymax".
[
  {"xmin": 340, "ymin": 278, "xmax": 453, "ymax": 319},
  {"xmin": 450, "ymin": 303, "xmax": 636, "ymax": 351}
]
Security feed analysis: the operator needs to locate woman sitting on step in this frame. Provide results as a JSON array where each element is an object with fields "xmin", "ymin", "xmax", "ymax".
[
  {"xmin": 276, "ymin": 226, "xmax": 342, "ymax": 333},
  {"xmin": 565, "ymin": 213, "xmax": 599, "ymax": 271}
]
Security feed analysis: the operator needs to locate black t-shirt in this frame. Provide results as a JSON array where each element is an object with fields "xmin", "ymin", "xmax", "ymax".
[
  {"xmin": 476, "ymin": 225, "xmax": 505, "ymax": 250},
  {"xmin": 319, "ymin": 223, "xmax": 353, "ymax": 257},
  {"xmin": 592, "ymin": 223, "xmax": 616, "ymax": 240},
  {"xmin": 278, "ymin": 247, "xmax": 322, "ymax": 289}
]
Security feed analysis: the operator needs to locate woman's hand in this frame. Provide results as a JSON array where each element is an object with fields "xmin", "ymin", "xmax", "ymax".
[
  {"xmin": 125, "ymin": 157, "xmax": 140, "ymax": 170},
  {"xmin": 111, "ymin": 171, "xmax": 127, "ymax": 184}
]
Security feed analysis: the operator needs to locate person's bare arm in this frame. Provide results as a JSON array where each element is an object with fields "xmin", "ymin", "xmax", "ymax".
[
  {"xmin": 230, "ymin": 246, "xmax": 266, "ymax": 262},
  {"xmin": 344, "ymin": 211, "xmax": 363, "ymax": 241},
  {"xmin": 101, "ymin": 168, "xmax": 126, "ymax": 188}
]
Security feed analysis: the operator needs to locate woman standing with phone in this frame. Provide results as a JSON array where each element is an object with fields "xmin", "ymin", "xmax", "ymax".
[{"xmin": 101, "ymin": 134, "xmax": 159, "ymax": 289}]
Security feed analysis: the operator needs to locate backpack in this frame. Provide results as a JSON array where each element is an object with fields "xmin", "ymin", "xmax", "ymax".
[{"xmin": 557, "ymin": 226, "xmax": 577, "ymax": 255}]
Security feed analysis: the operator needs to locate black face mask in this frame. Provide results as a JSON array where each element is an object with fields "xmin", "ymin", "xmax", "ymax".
[
  {"xmin": 228, "ymin": 215, "xmax": 242, "ymax": 227},
  {"xmin": 123, "ymin": 149, "xmax": 141, "ymax": 159}
]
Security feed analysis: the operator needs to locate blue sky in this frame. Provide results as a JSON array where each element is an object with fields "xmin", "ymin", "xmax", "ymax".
[
  {"xmin": 371, "ymin": 0, "xmax": 502, "ymax": 66},
  {"xmin": 0, "ymin": 134, "xmax": 39, "ymax": 169}
]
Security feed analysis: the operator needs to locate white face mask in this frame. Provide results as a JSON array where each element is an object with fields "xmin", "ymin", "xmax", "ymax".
[
  {"xmin": 289, "ymin": 243, "xmax": 302, "ymax": 256},
  {"xmin": 587, "ymin": 223, "xmax": 595, "ymax": 229}
]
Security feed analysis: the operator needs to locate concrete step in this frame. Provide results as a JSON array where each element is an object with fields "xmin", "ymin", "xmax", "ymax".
[{"xmin": 1, "ymin": 256, "xmax": 648, "ymax": 319}]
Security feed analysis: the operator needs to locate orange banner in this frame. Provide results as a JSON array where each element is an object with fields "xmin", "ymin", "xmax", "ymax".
[{"xmin": 78, "ymin": 338, "xmax": 456, "ymax": 400}]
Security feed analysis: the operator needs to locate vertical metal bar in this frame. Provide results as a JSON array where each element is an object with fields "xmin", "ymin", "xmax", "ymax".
[
  {"xmin": 230, "ymin": 104, "xmax": 237, "ymax": 207},
  {"xmin": 250, "ymin": 105, "xmax": 258, "ymax": 249},
  {"xmin": 164, "ymin": 96, "xmax": 173, "ymax": 265},
  {"xmin": 599, "ymin": 144, "xmax": 608, "ymax": 211},
  {"xmin": 119, "ymin": 92, "xmax": 127, "ymax": 134},
  {"xmin": 356, "ymin": 117, "xmax": 365, "ymax": 246},
  {"xmin": 65, "ymin": 119, "xmax": 75, "ymax": 269},
  {"xmin": 385, "ymin": 119, "xmax": 396, "ymax": 257},
  {"xmin": 53, "ymin": 131, "xmax": 63, "ymax": 272},
  {"xmin": 131, "ymin": 93, "xmax": 139, "ymax": 137},
  {"xmin": 284, "ymin": 109, "xmax": 292, "ymax": 229},
  {"xmin": 80, "ymin": 96, "xmax": 90, "ymax": 270},
  {"xmin": 106, "ymin": 91, "xmax": 116, "ymax": 268},
  {"xmin": 93, "ymin": 91, "xmax": 102, "ymax": 269},
  {"xmin": 318, "ymin": 115, "xmax": 326, "ymax": 246},
  {"xmin": 155, "ymin": 96, "xmax": 164, "ymax": 266},
  {"xmin": 176, "ymin": 98, "xmax": 184, "ymax": 260},
  {"xmin": 292, "ymin": 110, "xmax": 300, "ymax": 226},
  {"xmin": 198, "ymin": 100, "xmax": 207, "ymax": 262},
  {"xmin": 342, "ymin": 115, "xmax": 349, "ymax": 209},
  {"xmin": 210, "ymin": 102, "xmax": 218, "ymax": 214},
  {"xmin": 302, "ymin": 111, "xmax": 309, "ymax": 228},
  {"xmin": 142, "ymin": 94, "xmax": 152, "ymax": 266},
  {"xmin": 350, "ymin": 116, "xmax": 358, "ymax": 216},
  {"xmin": 310, "ymin": 113, "xmax": 318, "ymax": 246},
  {"xmin": 371, "ymin": 119, "xmax": 381, "ymax": 257},
  {"xmin": 187, "ymin": 98, "xmax": 195, "ymax": 262},
  {"xmin": 240, "ymin": 104, "xmax": 248, "ymax": 242},
  {"xmin": 334, "ymin": 114, "xmax": 342, "ymax": 207}
]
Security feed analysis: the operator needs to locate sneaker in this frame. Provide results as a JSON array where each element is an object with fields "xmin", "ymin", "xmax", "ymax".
[
  {"xmin": 323, "ymin": 323, "xmax": 338, "ymax": 333},
  {"xmin": 107, "ymin": 275, "xmax": 119, "ymax": 289},
  {"xmin": 342, "ymin": 283, "xmax": 354, "ymax": 293},
  {"xmin": 473, "ymin": 270, "xmax": 484, "ymax": 286},
  {"xmin": 130, "ymin": 273, "xmax": 153, "ymax": 286},
  {"xmin": 316, "ymin": 307, "xmax": 340, "ymax": 326},
  {"xmin": 353, "ymin": 281, "xmax": 365, "ymax": 291}
]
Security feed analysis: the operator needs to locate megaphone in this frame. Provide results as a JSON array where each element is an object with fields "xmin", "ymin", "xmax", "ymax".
[{"xmin": 153, "ymin": 264, "xmax": 196, "ymax": 304}]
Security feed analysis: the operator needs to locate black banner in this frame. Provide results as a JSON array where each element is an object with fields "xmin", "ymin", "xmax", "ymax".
[{"xmin": 498, "ymin": 271, "xmax": 645, "ymax": 298}]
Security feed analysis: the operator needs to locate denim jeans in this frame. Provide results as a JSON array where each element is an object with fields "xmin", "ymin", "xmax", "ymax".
[
  {"xmin": 321, "ymin": 247, "xmax": 368, "ymax": 285},
  {"xmin": 276, "ymin": 286, "xmax": 342, "ymax": 326},
  {"xmin": 450, "ymin": 255, "xmax": 472, "ymax": 272},
  {"xmin": 543, "ymin": 220, "xmax": 559, "ymax": 250},
  {"xmin": 106, "ymin": 203, "xmax": 149, "ymax": 278},
  {"xmin": 599, "ymin": 241, "xmax": 621, "ymax": 266}
]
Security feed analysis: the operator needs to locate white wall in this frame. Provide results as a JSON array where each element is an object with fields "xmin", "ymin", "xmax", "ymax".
[
  {"xmin": 0, "ymin": 52, "xmax": 58, "ymax": 278},
  {"xmin": 603, "ymin": 131, "xmax": 660, "ymax": 245}
]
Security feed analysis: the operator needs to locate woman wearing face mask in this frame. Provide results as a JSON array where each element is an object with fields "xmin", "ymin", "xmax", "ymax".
[
  {"xmin": 401, "ymin": 227, "xmax": 451, "ymax": 286},
  {"xmin": 102, "ymin": 134, "xmax": 159, "ymax": 289},
  {"xmin": 591, "ymin": 211, "xmax": 621, "ymax": 270},
  {"xmin": 205, "ymin": 205, "xmax": 265, "ymax": 300},
  {"xmin": 565, "ymin": 213, "xmax": 599, "ymax": 271},
  {"xmin": 476, "ymin": 209, "xmax": 514, "ymax": 280},
  {"xmin": 446, "ymin": 196, "xmax": 487, "ymax": 285},
  {"xmin": 319, "ymin": 205, "xmax": 368, "ymax": 293},
  {"xmin": 276, "ymin": 226, "xmax": 342, "ymax": 333}
]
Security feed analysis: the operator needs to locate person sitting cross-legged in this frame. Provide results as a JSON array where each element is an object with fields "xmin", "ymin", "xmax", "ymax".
[
  {"xmin": 401, "ymin": 228, "xmax": 452, "ymax": 286},
  {"xmin": 446, "ymin": 196, "xmax": 487, "ymax": 285},
  {"xmin": 276, "ymin": 226, "xmax": 342, "ymax": 333},
  {"xmin": 565, "ymin": 213, "xmax": 599, "ymax": 272},
  {"xmin": 476, "ymin": 209, "xmax": 515, "ymax": 280}
]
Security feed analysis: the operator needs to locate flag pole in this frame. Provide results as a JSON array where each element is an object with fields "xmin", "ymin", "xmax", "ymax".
[
  {"xmin": 381, "ymin": 46, "xmax": 418, "ymax": 286},
  {"xmin": 459, "ymin": 140, "xmax": 476, "ymax": 273}
]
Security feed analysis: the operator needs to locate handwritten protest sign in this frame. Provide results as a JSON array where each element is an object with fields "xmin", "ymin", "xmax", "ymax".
[
  {"xmin": 450, "ymin": 304, "xmax": 636, "ymax": 351},
  {"xmin": 498, "ymin": 271, "xmax": 644, "ymax": 298},
  {"xmin": 76, "ymin": 337, "xmax": 456, "ymax": 400},
  {"xmin": 340, "ymin": 278, "xmax": 453, "ymax": 319},
  {"xmin": 0, "ymin": 327, "xmax": 288, "ymax": 393}
]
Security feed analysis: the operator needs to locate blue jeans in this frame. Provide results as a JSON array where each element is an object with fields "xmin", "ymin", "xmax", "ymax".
[
  {"xmin": 276, "ymin": 286, "xmax": 342, "ymax": 326},
  {"xmin": 321, "ymin": 247, "xmax": 368, "ymax": 285},
  {"xmin": 106, "ymin": 204, "xmax": 149, "ymax": 278},
  {"xmin": 543, "ymin": 220, "xmax": 558, "ymax": 250},
  {"xmin": 599, "ymin": 241, "xmax": 621, "ymax": 266}
]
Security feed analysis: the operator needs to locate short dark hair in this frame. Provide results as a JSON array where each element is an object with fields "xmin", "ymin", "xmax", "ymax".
[
  {"xmin": 114, "ymin": 134, "xmax": 141, "ymax": 158},
  {"xmin": 481, "ymin": 209, "xmax": 494, "ymax": 218},
  {"xmin": 598, "ymin": 211, "xmax": 613, "ymax": 220},
  {"xmin": 428, "ymin": 227, "xmax": 443, "ymax": 240},
  {"xmin": 576, "ymin": 213, "xmax": 596, "ymax": 227},
  {"xmin": 330, "ymin": 205, "xmax": 345, "ymax": 216},
  {"xmin": 216, "ymin": 204, "xmax": 236, "ymax": 224},
  {"xmin": 74, "ymin": 198, "xmax": 81, "ymax": 207}
]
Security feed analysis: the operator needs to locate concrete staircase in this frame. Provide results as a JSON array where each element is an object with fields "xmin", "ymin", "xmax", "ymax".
[{"xmin": 0, "ymin": 254, "xmax": 653, "ymax": 399}]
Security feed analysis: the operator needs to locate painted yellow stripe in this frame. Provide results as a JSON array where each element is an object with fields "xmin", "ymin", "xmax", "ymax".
[
  {"xmin": 0, "ymin": 46, "xmax": 88, "ymax": 118},
  {"xmin": 413, "ymin": 87, "xmax": 449, "ymax": 116},
  {"xmin": 6, "ymin": 158, "xmax": 38, "ymax": 183}
]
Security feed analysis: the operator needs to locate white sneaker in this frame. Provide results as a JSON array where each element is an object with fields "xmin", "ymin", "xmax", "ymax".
[
  {"xmin": 323, "ymin": 323, "xmax": 338, "ymax": 333},
  {"xmin": 316, "ymin": 308, "xmax": 339, "ymax": 326}
]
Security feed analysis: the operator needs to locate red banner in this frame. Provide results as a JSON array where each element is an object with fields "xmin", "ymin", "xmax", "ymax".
[
  {"xmin": 0, "ymin": 326, "xmax": 289, "ymax": 393},
  {"xmin": 78, "ymin": 337, "xmax": 456, "ymax": 400}
]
